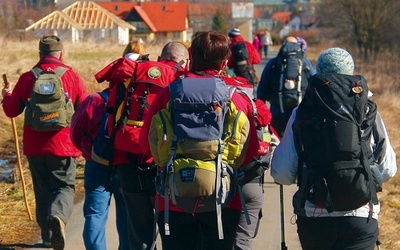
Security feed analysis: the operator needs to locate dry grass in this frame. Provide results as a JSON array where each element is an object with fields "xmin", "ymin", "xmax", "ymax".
[{"xmin": 0, "ymin": 38, "xmax": 399, "ymax": 249}]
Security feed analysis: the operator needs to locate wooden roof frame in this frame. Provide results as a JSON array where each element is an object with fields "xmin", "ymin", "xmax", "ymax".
[
  {"xmin": 25, "ymin": 10, "xmax": 82, "ymax": 31},
  {"xmin": 26, "ymin": 1, "xmax": 136, "ymax": 31}
]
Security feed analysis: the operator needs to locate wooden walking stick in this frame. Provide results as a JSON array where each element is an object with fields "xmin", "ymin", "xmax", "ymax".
[{"xmin": 2, "ymin": 73, "xmax": 33, "ymax": 220}]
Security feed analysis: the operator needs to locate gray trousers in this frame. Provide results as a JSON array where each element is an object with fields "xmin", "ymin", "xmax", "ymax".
[
  {"xmin": 234, "ymin": 180, "xmax": 264, "ymax": 250},
  {"xmin": 27, "ymin": 155, "xmax": 76, "ymax": 243}
]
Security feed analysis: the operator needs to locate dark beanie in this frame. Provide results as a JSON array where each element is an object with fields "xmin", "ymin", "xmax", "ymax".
[{"xmin": 39, "ymin": 35, "xmax": 63, "ymax": 52}]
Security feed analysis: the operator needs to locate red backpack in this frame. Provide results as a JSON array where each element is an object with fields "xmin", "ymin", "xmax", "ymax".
[{"xmin": 95, "ymin": 57, "xmax": 181, "ymax": 155}]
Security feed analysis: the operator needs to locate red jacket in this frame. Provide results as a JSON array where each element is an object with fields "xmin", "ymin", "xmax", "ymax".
[
  {"xmin": 70, "ymin": 90, "xmax": 107, "ymax": 160},
  {"xmin": 227, "ymin": 35, "xmax": 261, "ymax": 69},
  {"xmin": 2, "ymin": 56, "xmax": 88, "ymax": 157},
  {"xmin": 139, "ymin": 71, "xmax": 260, "ymax": 211}
]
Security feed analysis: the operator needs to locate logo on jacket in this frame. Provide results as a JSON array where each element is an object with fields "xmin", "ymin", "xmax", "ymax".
[{"xmin": 148, "ymin": 67, "xmax": 162, "ymax": 79}]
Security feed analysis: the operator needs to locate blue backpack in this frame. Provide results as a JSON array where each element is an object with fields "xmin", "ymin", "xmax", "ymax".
[{"xmin": 91, "ymin": 90, "xmax": 112, "ymax": 166}]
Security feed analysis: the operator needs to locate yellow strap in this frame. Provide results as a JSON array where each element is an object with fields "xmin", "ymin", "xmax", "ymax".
[{"xmin": 126, "ymin": 120, "xmax": 144, "ymax": 127}]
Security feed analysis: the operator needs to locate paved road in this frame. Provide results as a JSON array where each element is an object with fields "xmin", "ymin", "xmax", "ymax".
[
  {"xmin": 30, "ymin": 52, "xmax": 303, "ymax": 250},
  {"xmin": 56, "ymin": 174, "xmax": 301, "ymax": 250}
]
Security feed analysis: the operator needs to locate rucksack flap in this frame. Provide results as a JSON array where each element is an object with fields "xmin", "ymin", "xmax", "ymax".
[
  {"xmin": 108, "ymin": 60, "xmax": 178, "ymax": 155},
  {"xmin": 169, "ymin": 77, "xmax": 228, "ymax": 140},
  {"xmin": 91, "ymin": 90, "xmax": 112, "ymax": 166},
  {"xmin": 294, "ymin": 74, "xmax": 378, "ymax": 212},
  {"xmin": 25, "ymin": 66, "xmax": 74, "ymax": 131}
]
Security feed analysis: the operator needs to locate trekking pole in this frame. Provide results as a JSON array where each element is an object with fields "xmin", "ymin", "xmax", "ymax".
[
  {"xmin": 376, "ymin": 237, "xmax": 381, "ymax": 250},
  {"xmin": 2, "ymin": 74, "xmax": 33, "ymax": 220},
  {"xmin": 280, "ymin": 184, "xmax": 287, "ymax": 250}
]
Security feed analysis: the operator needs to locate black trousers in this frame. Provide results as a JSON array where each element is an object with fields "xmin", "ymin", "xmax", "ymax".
[
  {"xmin": 296, "ymin": 216, "xmax": 379, "ymax": 250},
  {"xmin": 158, "ymin": 209, "xmax": 241, "ymax": 250},
  {"xmin": 116, "ymin": 162, "xmax": 156, "ymax": 250},
  {"xmin": 27, "ymin": 155, "xmax": 76, "ymax": 243}
]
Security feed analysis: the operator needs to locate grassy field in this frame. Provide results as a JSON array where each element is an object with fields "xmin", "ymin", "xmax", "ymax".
[{"xmin": 0, "ymin": 38, "xmax": 399, "ymax": 249}]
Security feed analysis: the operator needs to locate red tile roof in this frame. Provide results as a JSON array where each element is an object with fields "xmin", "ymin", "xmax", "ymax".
[
  {"xmin": 96, "ymin": 2, "xmax": 136, "ymax": 19},
  {"xmin": 97, "ymin": 1, "xmax": 188, "ymax": 32},
  {"xmin": 271, "ymin": 11, "xmax": 292, "ymax": 24},
  {"xmin": 134, "ymin": 6, "xmax": 156, "ymax": 32},
  {"xmin": 141, "ymin": 2, "xmax": 187, "ymax": 32}
]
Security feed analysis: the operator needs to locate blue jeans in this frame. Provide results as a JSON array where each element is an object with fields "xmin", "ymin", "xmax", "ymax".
[{"xmin": 82, "ymin": 160, "xmax": 129, "ymax": 250}]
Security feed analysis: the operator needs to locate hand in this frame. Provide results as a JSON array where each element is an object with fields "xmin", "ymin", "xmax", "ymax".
[
  {"xmin": 1, "ymin": 87, "xmax": 12, "ymax": 97},
  {"xmin": 2, "ymin": 85, "xmax": 12, "ymax": 97}
]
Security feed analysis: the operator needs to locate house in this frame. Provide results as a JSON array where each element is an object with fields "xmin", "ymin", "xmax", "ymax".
[
  {"xmin": 25, "ymin": 1, "xmax": 136, "ymax": 45},
  {"xmin": 96, "ymin": 1, "xmax": 189, "ymax": 43},
  {"xmin": 271, "ymin": 11, "xmax": 292, "ymax": 24}
]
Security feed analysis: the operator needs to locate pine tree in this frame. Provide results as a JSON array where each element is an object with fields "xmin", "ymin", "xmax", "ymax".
[{"xmin": 211, "ymin": 9, "xmax": 227, "ymax": 34}]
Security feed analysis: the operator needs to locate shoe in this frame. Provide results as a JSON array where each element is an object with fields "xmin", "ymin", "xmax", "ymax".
[
  {"xmin": 42, "ymin": 241, "xmax": 52, "ymax": 248},
  {"xmin": 48, "ymin": 216, "xmax": 66, "ymax": 250}
]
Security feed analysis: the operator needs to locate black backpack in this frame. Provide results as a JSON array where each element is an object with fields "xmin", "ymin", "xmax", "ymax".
[
  {"xmin": 271, "ymin": 42, "xmax": 311, "ymax": 114},
  {"xmin": 231, "ymin": 42, "xmax": 257, "ymax": 85},
  {"xmin": 293, "ymin": 74, "xmax": 379, "ymax": 212}
]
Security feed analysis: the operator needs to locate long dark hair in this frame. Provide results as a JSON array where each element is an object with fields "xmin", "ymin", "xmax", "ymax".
[{"xmin": 190, "ymin": 31, "xmax": 231, "ymax": 71}]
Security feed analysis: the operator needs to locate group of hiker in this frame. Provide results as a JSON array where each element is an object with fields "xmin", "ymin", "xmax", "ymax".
[{"xmin": 1, "ymin": 26, "xmax": 397, "ymax": 250}]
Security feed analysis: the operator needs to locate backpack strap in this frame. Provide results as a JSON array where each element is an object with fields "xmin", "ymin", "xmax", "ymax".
[
  {"xmin": 296, "ymin": 60, "xmax": 303, "ymax": 105},
  {"xmin": 172, "ymin": 60, "xmax": 185, "ymax": 71},
  {"xmin": 30, "ymin": 67, "xmax": 42, "ymax": 78},
  {"xmin": 359, "ymin": 131, "xmax": 379, "ymax": 219},
  {"xmin": 31, "ymin": 66, "xmax": 67, "ymax": 78},
  {"xmin": 215, "ymin": 138, "xmax": 224, "ymax": 240},
  {"xmin": 278, "ymin": 63, "xmax": 285, "ymax": 113},
  {"xmin": 54, "ymin": 66, "xmax": 67, "ymax": 78},
  {"xmin": 164, "ymin": 134, "xmax": 178, "ymax": 236},
  {"xmin": 98, "ymin": 90, "xmax": 109, "ymax": 101}
]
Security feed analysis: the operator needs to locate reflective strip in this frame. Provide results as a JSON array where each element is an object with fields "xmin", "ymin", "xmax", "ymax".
[{"xmin": 126, "ymin": 120, "xmax": 144, "ymax": 127}]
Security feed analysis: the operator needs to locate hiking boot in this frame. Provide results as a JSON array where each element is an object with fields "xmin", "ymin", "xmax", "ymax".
[
  {"xmin": 48, "ymin": 216, "xmax": 65, "ymax": 250},
  {"xmin": 42, "ymin": 241, "xmax": 52, "ymax": 248}
]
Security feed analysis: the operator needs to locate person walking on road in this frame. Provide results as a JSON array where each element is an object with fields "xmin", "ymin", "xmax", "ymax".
[
  {"xmin": 225, "ymin": 80, "xmax": 278, "ymax": 250},
  {"xmin": 260, "ymin": 29, "xmax": 273, "ymax": 59},
  {"xmin": 1, "ymin": 35, "xmax": 88, "ymax": 250},
  {"xmin": 271, "ymin": 47, "xmax": 397, "ymax": 250},
  {"xmin": 94, "ymin": 41, "xmax": 189, "ymax": 250},
  {"xmin": 140, "ymin": 31, "xmax": 263, "ymax": 250},
  {"xmin": 70, "ymin": 89, "xmax": 130, "ymax": 250},
  {"xmin": 257, "ymin": 36, "xmax": 315, "ymax": 137},
  {"xmin": 227, "ymin": 27, "xmax": 261, "ymax": 86}
]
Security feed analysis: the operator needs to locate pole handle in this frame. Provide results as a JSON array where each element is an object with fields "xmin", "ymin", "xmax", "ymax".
[{"xmin": 3, "ymin": 73, "xmax": 9, "ymax": 88}]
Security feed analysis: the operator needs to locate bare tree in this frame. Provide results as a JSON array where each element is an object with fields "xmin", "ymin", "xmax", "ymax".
[{"xmin": 319, "ymin": 0, "xmax": 399, "ymax": 61}]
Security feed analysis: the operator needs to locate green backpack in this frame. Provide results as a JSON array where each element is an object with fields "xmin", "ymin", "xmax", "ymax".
[{"xmin": 25, "ymin": 67, "xmax": 74, "ymax": 131}]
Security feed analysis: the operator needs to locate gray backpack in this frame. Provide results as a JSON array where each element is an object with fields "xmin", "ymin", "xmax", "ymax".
[{"xmin": 25, "ymin": 67, "xmax": 74, "ymax": 131}]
